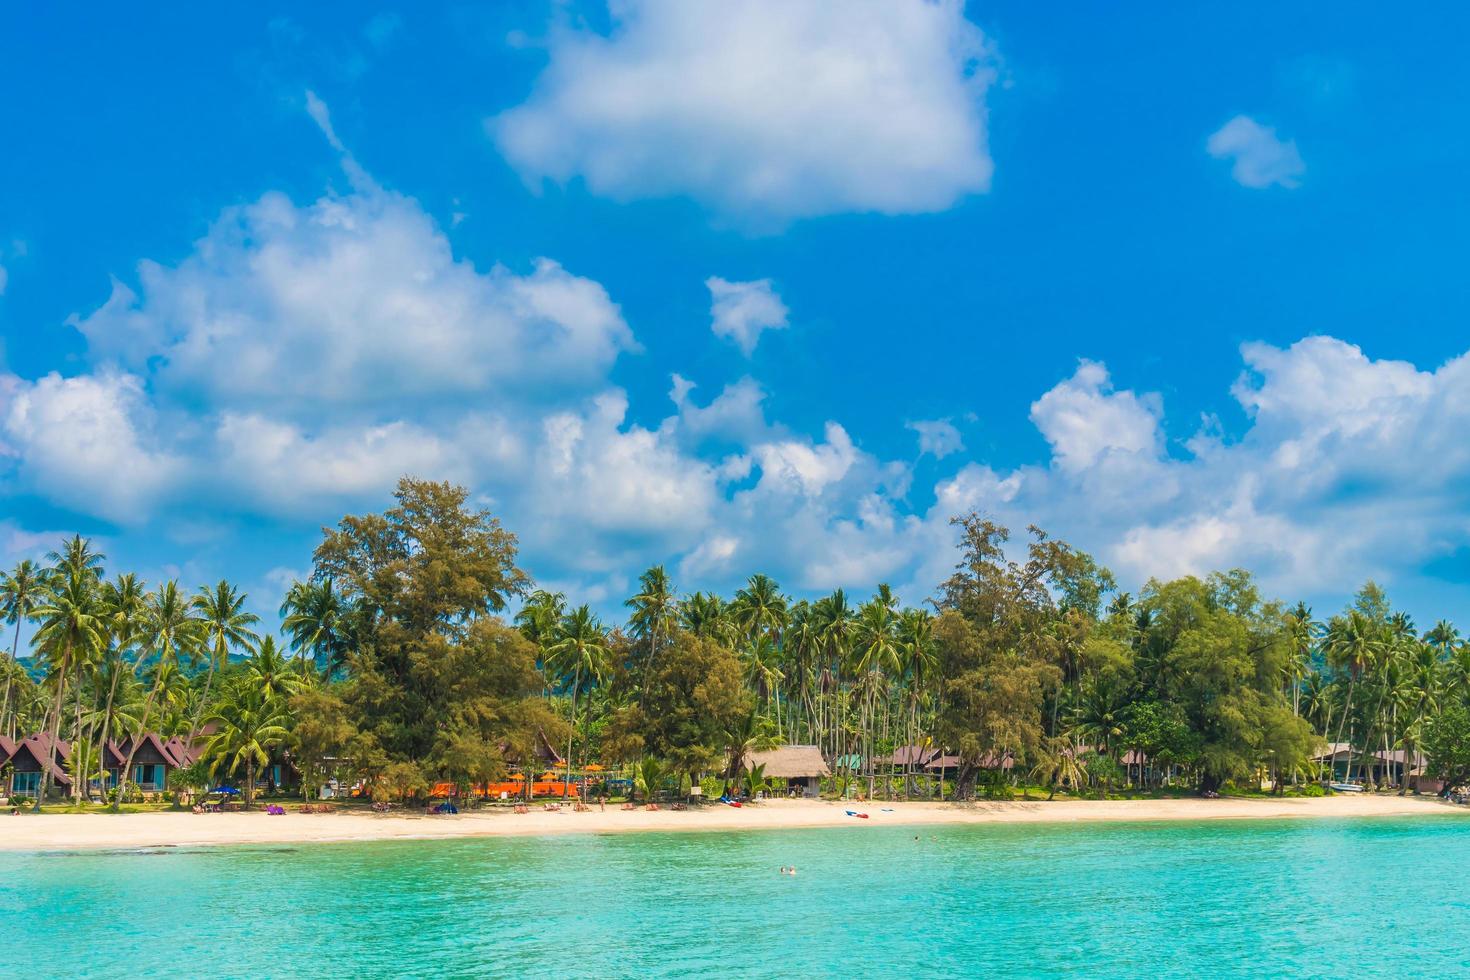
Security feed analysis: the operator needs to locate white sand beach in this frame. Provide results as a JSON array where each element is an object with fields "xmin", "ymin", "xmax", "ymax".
[{"xmin": 2, "ymin": 794, "xmax": 1461, "ymax": 852}]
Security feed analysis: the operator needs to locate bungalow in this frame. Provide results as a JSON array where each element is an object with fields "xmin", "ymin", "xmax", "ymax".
[
  {"xmin": 4, "ymin": 733, "xmax": 71, "ymax": 799},
  {"xmin": 1311, "ymin": 743, "xmax": 1426, "ymax": 787},
  {"xmin": 881, "ymin": 745, "xmax": 942, "ymax": 769},
  {"xmin": 105, "ymin": 733, "xmax": 182, "ymax": 793},
  {"xmin": 745, "ymin": 745, "xmax": 830, "ymax": 799}
]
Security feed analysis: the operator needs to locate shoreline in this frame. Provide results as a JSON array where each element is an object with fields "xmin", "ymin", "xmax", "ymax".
[{"xmin": 1, "ymin": 794, "xmax": 1462, "ymax": 853}]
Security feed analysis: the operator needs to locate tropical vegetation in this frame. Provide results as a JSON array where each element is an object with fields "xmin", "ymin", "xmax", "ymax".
[{"xmin": 3, "ymin": 477, "xmax": 1469, "ymax": 810}]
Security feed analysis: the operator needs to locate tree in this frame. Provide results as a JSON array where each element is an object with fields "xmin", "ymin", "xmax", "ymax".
[
  {"xmin": 1423, "ymin": 705, "xmax": 1470, "ymax": 794},
  {"xmin": 626, "ymin": 566, "xmax": 677, "ymax": 689},
  {"xmin": 112, "ymin": 581, "xmax": 201, "ymax": 811},
  {"xmin": 289, "ymin": 685, "xmax": 359, "ymax": 800},
  {"xmin": 637, "ymin": 632, "xmax": 751, "ymax": 781},
  {"xmin": 547, "ymin": 605, "xmax": 611, "ymax": 800},
  {"xmin": 191, "ymin": 580, "xmax": 260, "ymax": 739},
  {"xmin": 201, "ymin": 681, "xmax": 291, "ymax": 809},
  {"xmin": 30, "ymin": 563, "xmax": 105, "ymax": 807},
  {"xmin": 281, "ymin": 579, "xmax": 350, "ymax": 680},
  {"xmin": 0, "ymin": 560, "xmax": 45, "ymax": 739}
]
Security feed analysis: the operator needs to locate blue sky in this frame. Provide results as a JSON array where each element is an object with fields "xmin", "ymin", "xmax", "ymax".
[{"xmin": 3, "ymin": 1, "xmax": 1470, "ymax": 629}]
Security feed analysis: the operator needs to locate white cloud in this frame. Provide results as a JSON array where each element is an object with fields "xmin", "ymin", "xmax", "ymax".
[
  {"xmin": 907, "ymin": 418, "xmax": 964, "ymax": 459},
  {"xmin": 1207, "ymin": 115, "xmax": 1305, "ymax": 189},
  {"xmin": 1029, "ymin": 360, "xmax": 1161, "ymax": 473},
  {"xmin": 1, "ymin": 371, "xmax": 183, "ymax": 522},
  {"xmin": 668, "ymin": 375, "xmax": 769, "ymax": 445},
  {"xmin": 491, "ymin": 0, "xmax": 996, "ymax": 223},
  {"xmin": 706, "ymin": 277, "xmax": 788, "ymax": 355},
  {"xmin": 72, "ymin": 187, "xmax": 635, "ymax": 409},
  {"xmin": 214, "ymin": 414, "xmax": 463, "ymax": 514}
]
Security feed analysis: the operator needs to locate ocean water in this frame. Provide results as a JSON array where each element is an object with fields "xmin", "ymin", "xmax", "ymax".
[{"xmin": 3, "ymin": 815, "xmax": 1468, "ymax": 978}]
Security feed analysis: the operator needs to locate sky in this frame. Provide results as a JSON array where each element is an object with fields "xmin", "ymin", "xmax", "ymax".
[{"xmin": 3, "ymin": 1, "xmax": 1470, "ymax": 632}]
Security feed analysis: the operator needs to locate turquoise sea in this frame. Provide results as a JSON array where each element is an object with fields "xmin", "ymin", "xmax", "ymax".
[{"xmin": 3, "ymin": 816, "xmax": 1468, "ymax": 978}]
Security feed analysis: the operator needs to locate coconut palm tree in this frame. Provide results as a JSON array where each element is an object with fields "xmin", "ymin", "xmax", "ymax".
[
  {"xmin": 112, "ymin": 581, "xmax": 201, "ymax": 810},
  {"xmin": 732, "ymin": 574, "xmax": 788, "ymax": 646},
  {"xmin": 679, "ymin": 592, "xmax": 733, "ymax": 644},
  {"xmin": 190, "ymin": 581, "xmax": 260, "ymax": 738},
  {"xmin": 514, "ymin": 589, "xmax": 565, "ymax": 692},
  {"xmin": 280, "ymin": 578, "xmax": 348, "ymax": 680},
  {"xmin": 94, "ymin": 573, "xmax": 148, "ymax": 793},
  {"xmin": 896, "ymin": 607, "xmax": 937, "ymax": 797},
  {"xmin": 0, "ymin": 559, "xmax": 45, "ymax": 738},
  {"xmin": 852, "ymin": 595, "xmax": 900, "ymax": 797},
  {"xmin": 1324, "ymin": 610, "xmax": 1385, "ymax": 782},
  {"xmin": 29, "ymin": 567, "xmax": 105, "ymax": 806},
  {"xmin": 200, "ymin": 680, "xmax": 290, "ymax": 810},
  {"xmin": 245, "ymin": 636, "xmax": 301, "ymax": 703},
  {"xmin": 547, "ymin": 605, "xmax": 611, "ymax": 802},
  {"xmin": 626, "ymin": 566, "xmax": 676, "ymax": 688}
]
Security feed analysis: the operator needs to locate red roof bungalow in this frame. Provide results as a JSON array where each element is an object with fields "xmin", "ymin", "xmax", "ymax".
[
  {"xmin": 3, "ymin": 733, "xmax": 71, "ymax": 799},
  {"xmin": 103, "ymin": 733, "xmax": 183, "ymax": 793}
]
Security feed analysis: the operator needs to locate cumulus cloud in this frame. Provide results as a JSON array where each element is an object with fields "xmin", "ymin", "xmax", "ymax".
[
  {"xmin": 72, "ymin": 188, "xmax": 635, "ymax": 409},
  {"xmin": 1030, "ymin": 360, "xmax": 1162, "ymax": 473},
  {"xmin": 490, "ymin": 0, "xmax": 996, "ymax": 223},
  {"xmin": 1, "ymin": 371, "xmax": 183, "ymax": 522},
  {"xmin": 1207, "ymin": 115, "xmax": 1305, "ymax": 189},
  {"xmin": 907, "ymin": 418, "xmax": 964, "ymax": 459},
  {"xmin": 706, "ymin": 277, "xmax": 788, "ymax": 355}
]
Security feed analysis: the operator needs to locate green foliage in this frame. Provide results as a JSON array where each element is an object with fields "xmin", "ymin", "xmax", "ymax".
[{"xmin": 1425, "ymin": 706, "xmax": 1470, "ymax": 791}]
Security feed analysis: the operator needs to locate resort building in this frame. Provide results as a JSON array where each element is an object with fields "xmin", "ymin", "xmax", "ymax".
[
  {"xmin": 1, "ymin": 732, "xmax": 72, "ymax": 798},
  {"xmin": 104, "ymin": 733, "xmax": 184, "ymax": 793},
  {"xmin": 745, "ymin": 745, "xmax": 829, "ymax": 798}
]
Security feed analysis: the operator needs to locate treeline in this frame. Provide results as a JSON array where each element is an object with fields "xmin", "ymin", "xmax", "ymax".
[{"xmin": 5, "ymin": 477, "xmax": 1470, "ymax": 807}]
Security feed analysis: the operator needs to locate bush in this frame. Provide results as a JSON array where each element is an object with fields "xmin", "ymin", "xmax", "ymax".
[
  {"xmin": 1295, "ymin": 782, "xmax": 1326, "ymax": 797},
  {"xmin": 700, "ymin": 776, "xmax": 722, "ymax": 799}
]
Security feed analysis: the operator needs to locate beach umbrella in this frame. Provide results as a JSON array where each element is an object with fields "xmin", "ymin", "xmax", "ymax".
[{"xmin": 585, "ymin": 764, "xmax": 605, "ymax": 772}]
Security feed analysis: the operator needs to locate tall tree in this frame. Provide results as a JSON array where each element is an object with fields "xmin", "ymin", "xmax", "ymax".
[
  {"xmin": 547, "ymin": 605, "xmax": 611, "ymax": 801},
  {"xmin": 0, "ymin": 559, "xmax": 45, "ymax": 738},
  {"xmin": 191, "ymin": 581, "xmax": 261, "ymax": 739}
]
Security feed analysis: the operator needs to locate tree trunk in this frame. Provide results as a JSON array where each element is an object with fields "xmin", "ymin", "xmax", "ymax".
[
  {"xmin": 36, "ymin": 641, "xmax": 71, "ymax": 812},
  {"xmin": 1, "ymin": 617, "xmax": 21, "ymax": 740}
]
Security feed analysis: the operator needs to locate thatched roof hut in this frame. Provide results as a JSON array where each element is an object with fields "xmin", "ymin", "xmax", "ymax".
[{"xmin": 746, "ymin": 745, "xmax": 830, "ymax": 779}]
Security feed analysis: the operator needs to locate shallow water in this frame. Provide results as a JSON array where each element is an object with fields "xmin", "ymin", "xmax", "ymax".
[{"xmin": 3, "ymin": 816, "xmax": 1467, "ymax": 978}]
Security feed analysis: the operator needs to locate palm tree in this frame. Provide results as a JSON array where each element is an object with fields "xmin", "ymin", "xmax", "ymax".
[
  {"xmin": 200, "ymin": 681, "xmax": 290, "ymax": 809},
  {"xmin": 742, "ymin": 762, "xmax": 771, "ymax": 800},
  {"xmin": 722, "ymin": 706, "xmax": 778, "ymax": 780},
  {"xmin": 0, "ymin": 559, "xmax": 45, "ymax": 738},
  {"xmin": 896, "ymin": 608, "xmax": 936, "ymax": 797},
  {"xmin": 679, "ymin": 592, "xmax": 733, "ymax": 644},
  {"xmin": 29, "ymin": 567, "xmax": 105, "ymax": 806},
  {"xmin": 547, "ymin": 605, "xmax": 611, "ymax": 802},
  {"xmin": 190, "ymin": 581, "xmax": 260, "ymax": 738},
  {"xmin": 515, "ymin": 589, "xmax": 565, "ymax": 692},
  {"xmin": 94, "ymin": 573, "xmax": 148, "ymax": 794},
  {"xmin": 245, "ymin": 636, "xmax": 301, "ymax": 703},
  {"xmin": 626, "ymin": 566, "xmax": 676, "ymax": 689},
  {"xmin": 811, "ymin": 590, "xmax": 854, "ymax": 764},
  {"xmin": 732, "ymin": 574, "xmax": 788, "ymax": 646},
  {"xmin": 1284, "ymin": 602, "xmax": 1318, "ymax": 718},
  {"xmin": 852, "ymin": 594, "xmax": 900, "ymax": 797},
  {"xmin": 112, "ymin": 581, "xmax": 201, "ymax": 810},
  {"xmin": 635, "ymin": 756, "xmax": 667, "ymax": 804},
  {"xmin": 1324, "ymin": 610, "xmax": 1385, "ymax": 782},
  {"xmin": 280, "ymin": 579, "xmax": 348, "ymax": 680}
]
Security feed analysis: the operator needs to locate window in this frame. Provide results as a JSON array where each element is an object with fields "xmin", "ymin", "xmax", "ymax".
[{"xmin": 11, "ymin": 771, "xmax": 40, "ymax": 796}]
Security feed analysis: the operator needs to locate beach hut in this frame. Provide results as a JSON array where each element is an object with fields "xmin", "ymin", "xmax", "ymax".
[
  {"xmin": 882, "ymin": 745, "xmax": 942, "ymax": 769},
  {"xmin": 5, "ymin": 733, "xmax": 71, "ymax": 799},
  {"xmin": 107, "ymin": 732, "xmax": 184, "ymax": 794},
  {"xmin": 744, "ymin": 746, "xmax": 830, "ymax": 799}
]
